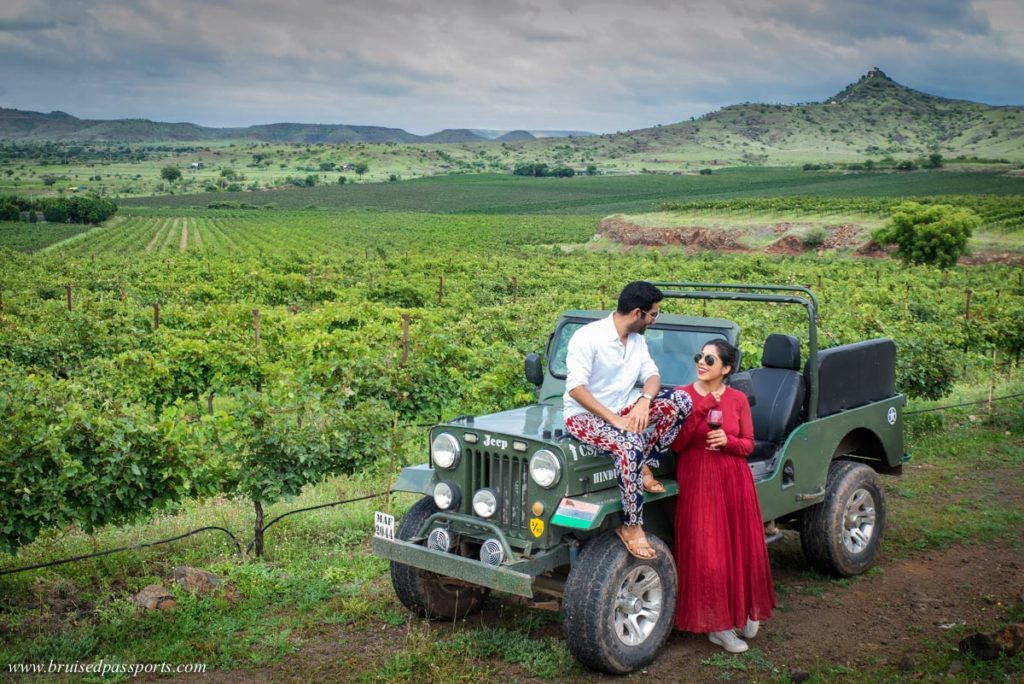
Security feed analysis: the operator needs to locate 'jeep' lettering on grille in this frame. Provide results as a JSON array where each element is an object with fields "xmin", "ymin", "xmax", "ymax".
[{"xmin": 483, "ymin": 434, "xmax": 509, "ymax": 450}]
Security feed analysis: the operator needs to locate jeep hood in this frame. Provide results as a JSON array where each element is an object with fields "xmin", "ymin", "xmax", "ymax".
[{"xmin": 449, "ymin": 404, "xmax": 566, "ymax": 442}]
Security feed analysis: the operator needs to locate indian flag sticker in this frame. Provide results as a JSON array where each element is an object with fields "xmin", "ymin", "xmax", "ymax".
[{"xmin": 551, "ymin": 498, "xmax": 600, "ymax": 530}]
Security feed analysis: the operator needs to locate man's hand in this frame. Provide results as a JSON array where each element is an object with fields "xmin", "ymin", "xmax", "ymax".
[
  {"xmin": 624, "ymin": 400, "xmax": 651, "ymax": 433},
  {"xmin": 607, "ymin": 414, "xmax": 632, "ymax": 432}
]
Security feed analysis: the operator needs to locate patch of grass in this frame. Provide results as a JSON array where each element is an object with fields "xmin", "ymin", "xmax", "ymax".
[
  {"xmin": 701, "ymin": 648, "xmax": 776, "ymax": 674},
  {"xmin": 885, "ymin": 399, "xmax": 1024, "ymax": 555},
  {"xmin": 362, "ymin": 623, "xmax": 492, "ymax": 684},
  {"xmin": 0, "ymin": 470, "xmax": 401, "ymax": 675},
  {"xmin": 447, "ymin": 627, "xmax": 579, "ymax": 679}
]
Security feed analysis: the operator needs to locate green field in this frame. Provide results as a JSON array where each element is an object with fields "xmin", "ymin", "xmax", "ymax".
[
  {"xmin": 1, "ymin": 168, "xmax": 1023, "ymax": 682},
  {"xmin": 119, "ymin": 168, "xmax": 1024, "ymax": 214}
]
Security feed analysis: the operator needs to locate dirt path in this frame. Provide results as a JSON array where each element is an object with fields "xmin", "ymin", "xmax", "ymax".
[
  {"xmin": 179, "ymin": 221, "xmax": 188, "ymax": 252},
  {"xmin": 161, "ymin": 540, "xmax": 1023, "ymax": 683}
]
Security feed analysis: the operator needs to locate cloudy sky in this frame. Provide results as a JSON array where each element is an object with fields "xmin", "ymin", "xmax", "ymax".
[{"xmin": 1, "ymin": 0, "xmax": 1022, "ymax": 134}]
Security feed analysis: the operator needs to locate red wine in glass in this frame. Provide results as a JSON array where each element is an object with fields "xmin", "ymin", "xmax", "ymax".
[{"xmin": 707, "ymin": 408, "xmax": 724, "ymax": 450}]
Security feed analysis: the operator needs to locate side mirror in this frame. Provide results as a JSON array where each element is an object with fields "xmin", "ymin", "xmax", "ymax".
[
  {"xmin": 727, "ymin": 371, "xmax": 757, "ymax": 407},
  {"xmin": 524, "ymin": 353, "xmax": 544, "ymax": 386}
]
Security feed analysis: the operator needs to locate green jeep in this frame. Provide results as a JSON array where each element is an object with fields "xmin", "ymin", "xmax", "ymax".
[{"xmin": 371, "ymin": 283, "xmax": 907, "ymax": 674}]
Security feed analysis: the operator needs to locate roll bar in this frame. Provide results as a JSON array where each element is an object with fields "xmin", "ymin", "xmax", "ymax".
[{"xmin": 649, "ymin": 282, "xmax": 820, "ymax": 420}]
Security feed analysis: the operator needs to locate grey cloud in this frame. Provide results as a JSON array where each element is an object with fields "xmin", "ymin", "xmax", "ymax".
[
  {"xmin": 519, "ymin": 26, "xmax": 583, "ymax": 43},
  {"xmin": 0, "ymin": 18, "xmax": 57, "ymax": 31},
  {"xmin": 743, "ymin": 0, "xmax": 991, "ymax": 43},
  {"xmin": 0, "ymin": 0, "xmax": 1020, "ymax": 133}
]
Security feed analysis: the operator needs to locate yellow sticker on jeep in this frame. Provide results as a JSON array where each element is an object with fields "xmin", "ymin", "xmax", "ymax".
[{"xmin": 529, "ymin": 518, "xmax": 545, "ymax": 537}]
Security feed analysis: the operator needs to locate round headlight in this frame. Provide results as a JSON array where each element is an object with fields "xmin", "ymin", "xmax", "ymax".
[
  {"xmin": 433, "ymin": 480, "xmax": 461, "ymax": 511},
  {"xmin": 529, "ymin": 449, "xmax": 562, "ymax": 489},
  {"xmin": 472, "ymin": 488, "xmax": 500, "ymax": 519},
  {"xmin": 431, "ymin": 433, "xmax": 460, "ymax": 469}
]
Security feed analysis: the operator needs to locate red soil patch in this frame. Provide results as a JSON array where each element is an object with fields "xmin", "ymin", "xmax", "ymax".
[
  {"xmin": 823, "ymin": 223, "xmax": 861, "ymax": 249},
  {"xmin": 765, "ymin": 235, "xmax": 806, "ymax": 255},
  {"xmin": 597, "ymin": 217, "xmax": 745, "ymax": 251}
]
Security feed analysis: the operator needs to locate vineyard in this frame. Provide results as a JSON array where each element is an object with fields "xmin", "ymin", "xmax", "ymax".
[
  {"xmin": 2, "ymin": 202, "xmax": 1023, "ymax": 554},
  {"xmin": 1, "ymin": 183, "xmax": 1023, "ymax": 680}
]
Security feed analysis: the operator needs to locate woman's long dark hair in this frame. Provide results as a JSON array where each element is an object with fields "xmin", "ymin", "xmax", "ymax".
[{"xmin": 703, "ymin": 339, "xmax": 739, "ymax": 377}]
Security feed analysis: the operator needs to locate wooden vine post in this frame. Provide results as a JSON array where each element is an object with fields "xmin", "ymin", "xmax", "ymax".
[
  {"xmin": 253, "ymin": 308, "xmax": 262, "ymax": 393},
  {"xmin": 438, "ymin": 275, "xmax": 444, "ymax": 306},
  {"xmin": 152, "ymin": 302, "xmax": 160, "ymax": 330},
  {"xmin": 400, "ymin": 313, "xmax": 410, "ymax": 367},
  {"xmin": 251, "ymin": 307, "xmax": 264, "ymax": 557},
  {"xmin": 65, "ymin": 284, "xmax": 72, "ymax": 312},
  {"xmin": 512, "ymin": 276, "xmax": 518, "ymax": 305},
  {"xmin": 988, "ymin": 348, "xmax": 997, "ymax": 412}
]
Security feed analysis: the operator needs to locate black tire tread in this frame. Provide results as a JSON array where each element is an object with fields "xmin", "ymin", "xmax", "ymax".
[
  {"xmin": 389, "ymin": 497, "xmax": 488, "ymax": 620},
  {"xmin": 562, "ymin": 531, "xmax": 676, "ymax": 674},
  {"xmin": 800, "ymin": 460, "xmax": 886, "ymax": 577}
]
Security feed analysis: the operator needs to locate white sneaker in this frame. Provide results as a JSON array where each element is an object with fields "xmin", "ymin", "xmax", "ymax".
[
  {"xmin": 739, "ymin": 619, "xmax": 759, "ymax": 639},
  {"xmin": 709, "ymin": 629, "xmax": 748, "ymax": 653}
]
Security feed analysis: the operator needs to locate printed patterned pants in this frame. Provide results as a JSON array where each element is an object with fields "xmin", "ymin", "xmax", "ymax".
[{"xmin": 564, "ymin": 387, "xmax": 692, "ymax": 526}]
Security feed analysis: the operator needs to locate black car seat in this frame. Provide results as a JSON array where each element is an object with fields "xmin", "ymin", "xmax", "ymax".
[{"xmin": 747, "ymin": 334, "xmax": 806, "ymax": 478}]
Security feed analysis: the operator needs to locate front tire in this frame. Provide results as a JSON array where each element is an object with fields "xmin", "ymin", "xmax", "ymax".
[
  {"xmin": 562, "ymin": 530, "xmax": 677, "ymax": 674},
  {"xmin": 800, "ymin": 460, "xmax": 886, "ymax": 577},
  {"xmin": 389, "ymin": 497, "xmax": 488, "ymax": 619}
]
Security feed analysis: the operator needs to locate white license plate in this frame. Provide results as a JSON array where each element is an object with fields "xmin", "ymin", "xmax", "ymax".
[{"xmin": 374, "ymin": 511, "xmax": 395, "ymax": 541}]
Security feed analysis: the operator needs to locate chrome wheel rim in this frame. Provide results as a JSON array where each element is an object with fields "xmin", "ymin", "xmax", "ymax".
[
  {"xmin": 613, "ymin": 565, "xmax": 663, "ymax": 646},
  {"xmin": 842, "ymin": 487, "xmax": 876, "ymax": 555}
]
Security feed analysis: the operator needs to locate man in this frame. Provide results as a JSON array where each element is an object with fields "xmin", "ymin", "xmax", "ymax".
[{"xmin": 563, "ymin": 281, "xmax": 692, "ymax": 560}]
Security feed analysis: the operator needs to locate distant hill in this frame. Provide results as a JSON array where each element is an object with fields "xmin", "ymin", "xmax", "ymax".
[
  {"xmin": 470, "ymin": 129, "xmax": 594, "ymax": 140},
  {"xmin": 0, "ymin": 108, "xmax": 593, "ymax": 145},
  {"xmin": 518, "ymin": 69, "xmax": 1024, "ymax": 164},
  {"xmin": 1, "ymin": 69, "xmax": 1020, "ymax": 164},
  {"xmin": 0, "ymin": 109, "xmax": 478, "ymax": 144},
  {"xmin": 418, "ymin": 129, "xmax": 489, "ymax": 143},
  {"xmin": 495, "ymin": 130, "xmax": 535, "ymax": 142}
]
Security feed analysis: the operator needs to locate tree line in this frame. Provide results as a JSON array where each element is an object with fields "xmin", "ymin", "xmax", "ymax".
[{"xmin": 0, "ymin": 194, "xmax": 118, "ymax": 224}]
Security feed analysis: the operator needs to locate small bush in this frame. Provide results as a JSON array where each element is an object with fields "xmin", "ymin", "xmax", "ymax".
[
  {"xmin": 802, "ymin": 228, "xmax": 827, "ymax": 249},
  {"xmin": 873, "ymin": 201, "xmax": 980, "ymax": 268}
]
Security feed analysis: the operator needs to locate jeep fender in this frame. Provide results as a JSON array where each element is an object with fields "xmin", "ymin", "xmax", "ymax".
[{"xmin": 391, "ymin": 463, "xmax": 438, "ymax": 496}]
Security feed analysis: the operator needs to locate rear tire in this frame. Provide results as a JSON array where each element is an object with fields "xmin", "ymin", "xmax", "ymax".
[
  {"xmin": 389, "ymin": 497, "xmax": 488, "ymax": 619},
  {"xmin": 562, "ymin": 530, "xmax": 677, "ymax": 674},
  {"xmin": 800, "ymin": 460, "xmax": 886, "ymax": 577}
]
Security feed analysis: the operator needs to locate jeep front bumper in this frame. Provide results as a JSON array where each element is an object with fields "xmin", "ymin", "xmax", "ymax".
[{"xmin": 371, "ymin": 536, "xmax": 537, "ymax": 597}]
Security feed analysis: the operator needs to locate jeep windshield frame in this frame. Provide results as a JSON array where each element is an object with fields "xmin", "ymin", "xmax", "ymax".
[
  {"xmin": 650, "ymin": 282, "xmax": 821, "ymax": 420},
  {"xmin": 547, "ymin": 316, "xmax": 734, "ymax": 389}
]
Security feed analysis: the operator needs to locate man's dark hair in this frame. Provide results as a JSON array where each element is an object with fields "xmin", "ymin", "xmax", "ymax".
[{"xmin": 616, "ymin": 281, "xmax": 663, "ymax": 315}]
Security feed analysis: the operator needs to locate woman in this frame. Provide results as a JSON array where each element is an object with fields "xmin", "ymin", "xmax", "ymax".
[{"xmin": 671, "ymin": 339, "xmax": 776, "ymax": 654}]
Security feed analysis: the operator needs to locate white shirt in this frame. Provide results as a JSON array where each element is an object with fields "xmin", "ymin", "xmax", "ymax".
[{"xmin": 563, "ymin": 314, "xmax": 661, "ymax": 419}]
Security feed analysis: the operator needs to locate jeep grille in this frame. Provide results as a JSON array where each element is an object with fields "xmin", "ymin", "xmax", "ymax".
[{"xmin": 469, "ymin": 449, "xmax": 529, "ymax": 534}]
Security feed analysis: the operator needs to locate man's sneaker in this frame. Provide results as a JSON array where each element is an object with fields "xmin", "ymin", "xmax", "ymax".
[
  {"xmin": 739, "ymin": 619, "xmax": 760, "ymax": 639},
  {"xmin": 708, "ymin": 629, "xmax": 748, "ymax": 653}
]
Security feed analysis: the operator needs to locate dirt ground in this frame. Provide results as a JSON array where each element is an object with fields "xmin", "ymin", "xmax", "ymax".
[{"xmin": 160, "ymin": 540, "xmax": 1024, "ymax": 683}]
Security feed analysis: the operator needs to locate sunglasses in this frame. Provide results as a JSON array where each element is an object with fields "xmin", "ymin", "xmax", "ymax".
[
  {"xmin": 641, "ymin": 309, "xmax": 660, "ymax": 320},
  {"xmin": 693, "ymin": 353, "xmax": 718, "ymax": 366}
]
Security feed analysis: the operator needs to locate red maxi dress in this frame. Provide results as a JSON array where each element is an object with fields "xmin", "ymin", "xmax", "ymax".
[{"xmin": 671, "ymin": 384, "xmax": 776, "ymax": 633}]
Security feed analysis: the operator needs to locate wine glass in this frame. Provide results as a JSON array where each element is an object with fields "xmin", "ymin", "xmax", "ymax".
[{"xmin": 707, "ymin": 408, "xmax": 724, "ymax": 450}]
